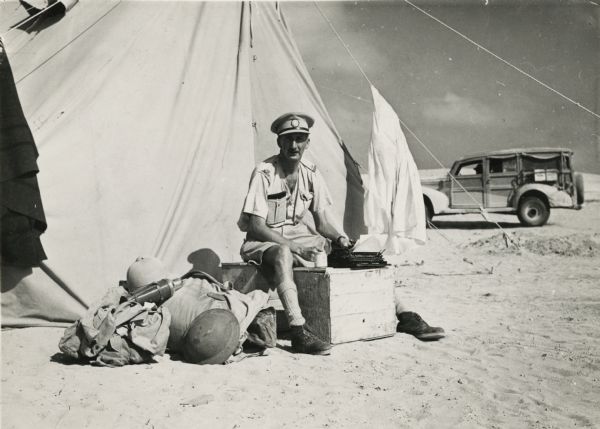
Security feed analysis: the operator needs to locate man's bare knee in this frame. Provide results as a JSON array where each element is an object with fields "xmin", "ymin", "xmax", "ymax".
[
  {"xmin": 264, "ymin": 245, "xmax": 294, "ymax": 272},
  {"xmin": 257, "ymin": 245, "xmax": 293, "ymax": 291}
]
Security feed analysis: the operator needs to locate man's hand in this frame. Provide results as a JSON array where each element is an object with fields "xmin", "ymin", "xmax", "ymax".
[
  {"xmin": 337, "ymin": 236, "xmax": 353, "ymax": 249},
  {"xmin": 334, "ymin": 236, "xmax": 355, "ymax": 250},
  {"xmin": 313, "ymin": 209, "xmax": 354, "ymax": 250}
]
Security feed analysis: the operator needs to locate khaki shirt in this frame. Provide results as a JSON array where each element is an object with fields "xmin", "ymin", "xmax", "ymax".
[{"xmin": 238, "ymin": 155, "xmax": 333, "ymax": 232}]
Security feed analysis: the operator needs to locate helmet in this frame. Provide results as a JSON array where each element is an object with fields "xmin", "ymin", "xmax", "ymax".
[
  {"xmin": 182, "ymin": 309, "xmax": 241, "ymax": 365},
  {"xmin": 126, "ymin": 256, "xmax": 169, "ymax": 293}
]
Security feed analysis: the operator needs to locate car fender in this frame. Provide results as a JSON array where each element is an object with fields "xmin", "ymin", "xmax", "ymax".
[
  {"xmin": 511, "ymin": 184, "xmax": 574, "ymax": 209},
  {"xmin": 422, "ymin": 186, "xmax": 449, "ymax": 214}
]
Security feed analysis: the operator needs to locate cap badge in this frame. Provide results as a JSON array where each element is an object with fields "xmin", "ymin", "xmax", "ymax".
[{"xmin": 291, "ymin": 119, "xmax": 300, "ymax": 128}]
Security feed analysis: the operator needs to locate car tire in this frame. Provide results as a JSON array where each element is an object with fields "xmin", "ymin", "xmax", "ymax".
[
  {"xmin": 517, "ymin": 195, "xmax": 550, "ymax": 227},
  {"xmin": 574, "ymin": 173, "xmax": 584, "ymax": 205},
  {"xmin": 424, "ymin": 199, "xmax": 433, "ymax": 228}
]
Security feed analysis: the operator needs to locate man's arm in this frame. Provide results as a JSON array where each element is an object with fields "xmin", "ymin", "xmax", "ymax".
[
  {"xmin": 312, "ymin": 208, "xmax": 352, "ymax": 248},
  {"xmin": 247, "ymin": 214, "xmax": 322, "ymax": 261},
  {"xmin": 308, "ymin": 169, "xmax": 352, "ymax": 249}
]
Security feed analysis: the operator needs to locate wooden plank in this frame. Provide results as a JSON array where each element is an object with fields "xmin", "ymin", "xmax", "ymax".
[
  {"xmin": 330, "ymin": 312, "xmax": 397, "ymax": 344},
  {"xmin": 296, "ymin": 268, "xmax": 395, "ymax": 296},
  {"xmin": 296, "ymin": 273, "xmax": 331, "ymax": 308},
  {"xmin": 327, "ymin": 270, "xmax": 395, "ymax": 296},
  {"xmin": 295, "ymin": 275, "xmax": 393, "ymax": 297},
  {"xmin": 301, "ymin": 304, "xmax": 331, "ymax": 342},
  {"xmin": 295, "ymin": 271, "xmax": 331, "ymax": 341},
  {"xmin": 329, "ymin": 281, "xmax": 392, "ymax": 297},
  {"xmin": 329, "ymin": 290, "xmax": 395, "ymax": 316}
]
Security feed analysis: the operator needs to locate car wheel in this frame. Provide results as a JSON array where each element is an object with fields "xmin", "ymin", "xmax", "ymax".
[
  {"xmin": 424, "ymin": 200, "xmax": 433, "ymax": 227},
  {"xmin": 517, "ymin": 195, "xmax": 550, "ymax": 227},
  {"xmin": 574, "ymin": 173, "xmax": 585, "ymax": 205}
]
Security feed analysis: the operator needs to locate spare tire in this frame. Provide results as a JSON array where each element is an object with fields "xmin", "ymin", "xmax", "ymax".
[{"xmin": 574, "ymin": 173, "xmax": 584, "ymax": 205}]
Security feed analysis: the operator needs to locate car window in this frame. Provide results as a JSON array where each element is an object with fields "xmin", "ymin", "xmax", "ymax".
[
  {"xmin": 456, "ymin": 161, "xmax": 482, "ymax": 176},
  {"xmin": 522, "ymin": 155, "xmax": 560, "ymax": 171},
  {"xmin": 489, "ymin": 157, "xmax": 517, "ymax": 174}
]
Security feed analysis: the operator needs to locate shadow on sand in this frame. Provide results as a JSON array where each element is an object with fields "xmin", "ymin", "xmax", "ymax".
[
  {"xmin": 431, "ymin": 220, "xmax": 522, "ymax": 230},
  {"xmin": 50, "ymin": 352, "xmax": 88, "ymax": 366}
]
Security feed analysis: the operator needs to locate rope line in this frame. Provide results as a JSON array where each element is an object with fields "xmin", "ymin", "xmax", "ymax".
[
  {"xmin": 313, "ymin": 2, "xmax": 374, "ymax": 88},
  {"xmin": 14, "ymin": 2, "xmax": 122, "ymax": 85},
  {"xmin": 317, "ymin": 84, "xmax": 371, "ymax": 103},
  {"xmin": 313, "ymin": 1, "xmax": 521, "ymax": 249},
  {"xmin": 1, "ymin": 1, "xmax": 64, "ymax": 38},
  {"xmin": 403, "ymin": 0, "xmax": 600, "ymax": 121},
  {"xmin": 426, "ymin": 219, "xmax": 494, "ymax": 274}
]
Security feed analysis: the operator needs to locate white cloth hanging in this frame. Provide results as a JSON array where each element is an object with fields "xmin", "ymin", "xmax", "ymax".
[{"xmin": 355, "ymin": 85, "xmax": 426, "ymax": 254}]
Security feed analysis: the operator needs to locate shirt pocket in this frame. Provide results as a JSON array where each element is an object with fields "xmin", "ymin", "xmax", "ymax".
[
  {"xmin": 297, "ymin": 190, "xmax": 314, "ymax": 218},
  {"xmin": 266, "ymin": 191, "xmax": 287, "ymax": 226}
]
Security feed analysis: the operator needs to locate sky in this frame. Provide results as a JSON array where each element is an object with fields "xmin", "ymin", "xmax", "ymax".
[{"xmin": 282, "ymin": 1, "xmax": 599, "ymax": 173}]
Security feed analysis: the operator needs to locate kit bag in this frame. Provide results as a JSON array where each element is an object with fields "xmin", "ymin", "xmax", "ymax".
[
  {"xmin": 245, "ymin": 306, "xmax": 277, "ymax": 349},
  {"xmin": 58, "ymin": 287, "xmax": 171, "ymax": 367}
]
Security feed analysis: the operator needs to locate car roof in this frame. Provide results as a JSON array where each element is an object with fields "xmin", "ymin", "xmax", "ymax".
[{"xmin": 459, "ymin": 147, "xmax": 572, "ymax": 161}]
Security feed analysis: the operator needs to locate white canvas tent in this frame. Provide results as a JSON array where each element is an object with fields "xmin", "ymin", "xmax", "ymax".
[{"xmin": 0, "ymin": 1, "xmax": 365, "ymax": 327}]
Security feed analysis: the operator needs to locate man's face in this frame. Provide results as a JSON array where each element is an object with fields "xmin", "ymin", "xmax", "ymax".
[{"xmin": 278, "ymin": 132, "xmax": 310, "ymax": 162}]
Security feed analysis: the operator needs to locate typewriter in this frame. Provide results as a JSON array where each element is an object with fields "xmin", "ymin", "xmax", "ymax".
[{"xmin": 327, "ymin": 247, "xmax": 389, "ymax": 269}]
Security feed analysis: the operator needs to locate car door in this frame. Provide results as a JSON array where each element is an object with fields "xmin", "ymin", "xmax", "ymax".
[
  {"xmin": 450, "ymin": 158, "xmax": 484, "ymax": 208},
  {"xmin": 486, "ymin": 155, "xmax": 518, "ymax": 208}
]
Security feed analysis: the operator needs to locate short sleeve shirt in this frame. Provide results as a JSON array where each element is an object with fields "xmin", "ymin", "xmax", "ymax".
[{"xmin": 237, "ymin": 155, "xmax": 333, "ymax": 232}]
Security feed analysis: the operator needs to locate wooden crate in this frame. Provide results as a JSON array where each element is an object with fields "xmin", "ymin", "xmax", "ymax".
[{"xmin": 221, "ymin": 263, "xmax": 397, "ymax": 344}]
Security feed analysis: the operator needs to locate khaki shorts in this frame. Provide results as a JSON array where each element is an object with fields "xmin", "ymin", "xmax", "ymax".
[{"xmin": 240, "ymin": 223, "xmax": 330, "ymax": 267}]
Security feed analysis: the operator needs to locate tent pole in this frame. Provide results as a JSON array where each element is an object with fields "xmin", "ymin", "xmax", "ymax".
[{"xmin": 39, "ymin": 262, "xmax": 89, "ymax": 310}]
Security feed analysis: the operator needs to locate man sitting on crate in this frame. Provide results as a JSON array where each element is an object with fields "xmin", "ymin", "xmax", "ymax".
[{"xmin": 237, "ymin": 112, "xmax": 444, "ymax": 356}]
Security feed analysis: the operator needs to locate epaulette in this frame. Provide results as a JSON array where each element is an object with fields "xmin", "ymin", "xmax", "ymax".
[
  {"xmin": 300, "ymin": 159, "xmax": 317, "ymax": 172},
  {"xmin": 256, "ymin": 167, "xmax": 272, "ymax": 177},
  {"xmin": 255, "ymin": 156, "xmax": 278, "ymax": 184}
]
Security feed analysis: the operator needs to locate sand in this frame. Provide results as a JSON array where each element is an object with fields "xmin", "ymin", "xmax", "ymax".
[{"xmin": 2, "ymin": 196, "xmax": 599, "ymax": 428}]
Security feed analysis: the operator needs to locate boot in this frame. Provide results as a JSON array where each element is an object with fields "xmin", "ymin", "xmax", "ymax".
[
  {"xmin": 290, "ymin": 325, "xmax": 332, "ymax": 355},
  {"xmin": 396, "ymin": 312, "xmax": 445, "ymax": 341}
]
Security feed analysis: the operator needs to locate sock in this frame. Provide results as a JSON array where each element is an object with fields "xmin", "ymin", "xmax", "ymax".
[
  {"xmin": 277, "ymin": 281, "xmax": 305, "ymax": 327},
  {"xmin": 394, "ymin": 287, "xmax": 406, "ymax": 318}
]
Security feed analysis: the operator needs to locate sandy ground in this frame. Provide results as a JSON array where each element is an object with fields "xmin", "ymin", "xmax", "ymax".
[{"xmin": 2, "ymin": 185, "xmax": 600, "ymax": 428}]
